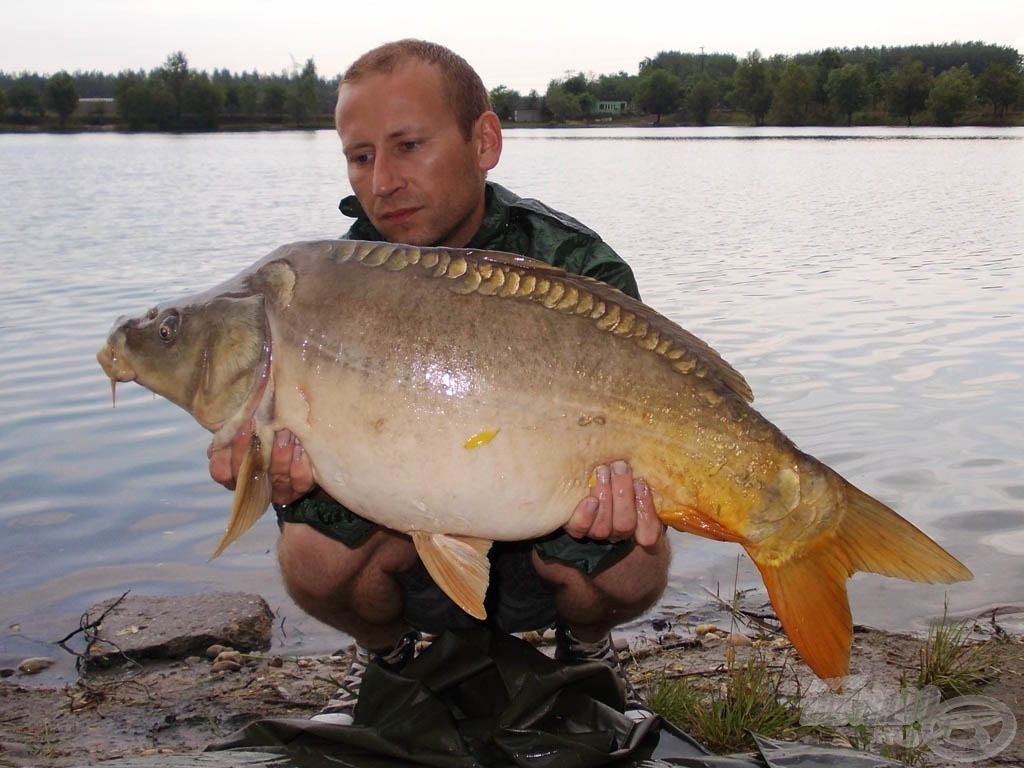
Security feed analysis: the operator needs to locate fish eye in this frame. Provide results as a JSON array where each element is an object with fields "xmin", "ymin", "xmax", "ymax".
[{"xmin": 158, "ymin": 312, "xmax": 179, "ymax": 343}]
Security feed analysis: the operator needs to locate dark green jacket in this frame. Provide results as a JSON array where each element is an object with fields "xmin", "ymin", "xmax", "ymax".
[
  {"xmin": 340, "ymin": 181, "xmax": 640, "ymax": 300},
  {"xmin": 278, "ymin": 182, "xmax": 638, "ymax": 574}
]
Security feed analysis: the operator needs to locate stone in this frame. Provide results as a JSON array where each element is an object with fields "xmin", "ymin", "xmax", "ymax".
[
  {"xmin": 84, "ymin": 592, "xmax": 273, "ymax": 668},
  {"xmin": 17, "ymin": 656, "xmax": 54, "ymax": 674}
]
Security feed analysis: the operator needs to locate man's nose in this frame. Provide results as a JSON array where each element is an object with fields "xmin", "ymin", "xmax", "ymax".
[{"xmin": 372, "ymin": 154, "xmax": 403, "ymax": 196}]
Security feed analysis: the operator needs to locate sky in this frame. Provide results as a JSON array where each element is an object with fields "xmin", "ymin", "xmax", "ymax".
[{"xmin": 5, "ymin": 0, "xmax": 1023, "ymax": 93}]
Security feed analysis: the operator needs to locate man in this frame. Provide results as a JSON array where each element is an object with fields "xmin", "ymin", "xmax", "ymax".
[{"xmin": 210, "ymin": 39, "xmax": 670, "ymax": 725}]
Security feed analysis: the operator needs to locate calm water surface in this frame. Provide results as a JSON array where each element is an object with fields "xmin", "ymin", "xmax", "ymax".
[{"xmin": 1, "ymin": 127, "xmax": 1022, "ymax": 682}]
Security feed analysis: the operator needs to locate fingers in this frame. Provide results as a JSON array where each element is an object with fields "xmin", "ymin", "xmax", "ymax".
[
  {"xmin": 209, "ymin": 428, "xmax": 315, "ymax": 505},
  {"xmin": 208, "ymin": 428, "xmax": 251, "ymax": 490},
  {"xmin": 632, "ymin": 477, "xmax": 664, "ymax": 548},
  {"xmin": 565, "ymin": 460, "xmax": 664, "ymax": 546},
  {"xmin": 269, "ymin": 430, "xmax": 314, "ymax": 505}
]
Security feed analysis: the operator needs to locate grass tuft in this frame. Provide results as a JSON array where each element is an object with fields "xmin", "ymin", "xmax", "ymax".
[
  {"xmin": 914, "ymin": 598, "xmax": 998, "ymax": 698},
  {"xmin": 646, "ymin": 654, "xmax": 802, "ymax": 753}
]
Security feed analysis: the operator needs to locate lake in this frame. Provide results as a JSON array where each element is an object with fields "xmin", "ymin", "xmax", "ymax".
[{"xmin": 1, "ymin": 126, "xmax": 1022, "ymax": 683}]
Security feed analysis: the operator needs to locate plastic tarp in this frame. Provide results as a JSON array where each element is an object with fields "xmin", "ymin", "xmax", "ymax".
[{"xmin": 201, "ymin": 629, "xmax": 897, "ymax": 768}]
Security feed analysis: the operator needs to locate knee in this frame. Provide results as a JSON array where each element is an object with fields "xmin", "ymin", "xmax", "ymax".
[{"xmin": 277, "ymin": 523, "xmax": 348, "ymax": 602}]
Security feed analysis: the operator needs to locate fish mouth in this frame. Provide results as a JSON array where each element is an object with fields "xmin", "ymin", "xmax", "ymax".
[
  {"xmin": 97, "ymin": 342, "xmax": 138, "ymax": 383},
  {"xmin": 97, "ymin": 341, "xmax": 137, "ymax": 406}
]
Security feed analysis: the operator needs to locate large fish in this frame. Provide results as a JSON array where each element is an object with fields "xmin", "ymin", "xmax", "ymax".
[{"xmin": 97, "ymin": 240, "xmax": 971, "ymax": 681}]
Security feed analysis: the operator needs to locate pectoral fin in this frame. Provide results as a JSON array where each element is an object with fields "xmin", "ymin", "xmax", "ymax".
[
  {"xmin": 411, "ymin": 532, "xmax": 492, "ymax": 620},
  {"xmin": 211, "ymin": 435, "xmax": 272, "ymax": 558}
]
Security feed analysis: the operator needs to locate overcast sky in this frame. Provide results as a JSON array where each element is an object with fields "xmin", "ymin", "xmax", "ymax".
[{"xmin": 5, "ymin": 0, "xmax": 1023, "ymax": 93}]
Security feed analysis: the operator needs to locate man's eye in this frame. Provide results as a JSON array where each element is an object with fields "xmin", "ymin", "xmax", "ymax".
[
  {"xmin": 400, "ymin": 141, "xmax": 419, "ymax": 151},
  {"xmin": 348, "ymin": 152, "xmax": 372, "ymax": 165}
]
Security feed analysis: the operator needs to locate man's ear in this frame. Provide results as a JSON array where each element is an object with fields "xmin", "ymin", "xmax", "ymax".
[{"xmin": 475, "ymin": 110, "xmax": 503, "ymax": 172}]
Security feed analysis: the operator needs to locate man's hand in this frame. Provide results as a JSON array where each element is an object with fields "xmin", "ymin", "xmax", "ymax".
[
  {"xmin": 564, "ymin": 460, "xmax": 663, "ymax": 547},
  {"xmin": 208, "ymin": 429, "xmax": 315, "ymax": 505}
]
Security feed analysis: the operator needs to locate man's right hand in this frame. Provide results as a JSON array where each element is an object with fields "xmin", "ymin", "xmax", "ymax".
[{"xmin": 208, "ymin": 428, "xmax": 315, "ymax": 505}]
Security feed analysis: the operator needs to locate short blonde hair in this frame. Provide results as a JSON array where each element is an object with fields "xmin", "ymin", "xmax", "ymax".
[{"xmin": 341, "ymin": 39, "xmax": 491, "ymax": 140}]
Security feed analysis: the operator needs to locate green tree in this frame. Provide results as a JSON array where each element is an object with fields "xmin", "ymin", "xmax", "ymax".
[
  {"xmin": 45, "ymin": 71, "xmax": 79, "ymax": 128},
  {"xmin": 594, "ymin": 71, "xmax": 636, "ymax": 102},
  {"xmin": 976, "ymin": 62, "xmax": 1021, "ymax": 118},
  {"xmin": 262, "ymin": 81, "xmax": 287, "ymax": 121},
  {"xmin": 238, "ymin": 81, "xmax": 260, "ymax": 120},
  {"xmin": 488, "ymin": 85, "xmax": 520, "ymax": 121},
  {"xmin": 635, "ymin": 68, "xmax": 682, "ymax": 124},
  {"xmin": 929, "ymin": 64, "xmax": 974, "ymax": 125},
  {"xmin": 730, "ymin": 51, "xmax": 773, "ymax": 125},
  {"xmin": 222, "ymin": 83, "xmax": 241, "ymax": 118},
  {"xmin": 771, "ymin": 62, "xmax": 813, "ymax": 124},
  {"xmin": 544, "ymin": 81, "xmax": 581, "ymax": 122},
  {"xmin": 886, "ymin": 58, "xmax": 933, "ymax": 125},
  {"xmin": 684, "ymin": 72, "xmax": 717, "ymax": 125},
  {"xmin": 562, "ymin": 72, "xmax": 590, "ymax": 95},
  {"xmin": 825, "ymin": 64, "xmax": 868, "ymax": 125},
  {"xmin": 183, "ymin": 72, "xmax": 223, "ymax": 129},
  {"xmin": 115, "ymin": 71, "xmax": 174, "ymax": 129},
  {"xmin": 814, "ymin": 48, "xmax": 843, "ymax": 111},
  {"xmin": 0, "ymin": 87, "xmax": 8, "ymax": 122},
  {"xmin": 158, "ymin": 51, "xmax": 190, "ymax": 121},
  {"xmin": 8, "ymin": 77, "xmax": 42, "ymax": 122},
  {"xmin": 287, "ymin": 58, "xmax": 319, "ymax": 126}
]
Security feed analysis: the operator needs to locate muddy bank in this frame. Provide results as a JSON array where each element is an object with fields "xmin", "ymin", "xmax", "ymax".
[{"xmin": 1, "ymin": 593, "xmax": 1021, "ymax": 766}]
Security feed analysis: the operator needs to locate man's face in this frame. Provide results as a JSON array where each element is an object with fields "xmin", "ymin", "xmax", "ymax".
[{"xmin": 335, "ymin": 60, "xmax": 500, "ymax": 248}]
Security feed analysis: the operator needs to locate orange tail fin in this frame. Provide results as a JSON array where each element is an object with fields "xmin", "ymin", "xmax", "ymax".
[{"xmin": 752, "ymin": 482, "xmax": 972, "ymax": 682}]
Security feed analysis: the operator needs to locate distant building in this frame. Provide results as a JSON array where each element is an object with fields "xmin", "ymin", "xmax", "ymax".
[
  {"xmin": 591, "ymin": 100, "xmax": 628, "ymax": 116},
  {"xmin": 512, "ymin": 107, "xmax": 545, "ymax": 123}
]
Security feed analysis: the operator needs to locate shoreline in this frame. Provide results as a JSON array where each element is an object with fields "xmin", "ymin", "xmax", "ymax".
[
  {"xmin": 2, "ymin": 113, "xmax": 1022, "ymax": 136},
  {"xmin": 1, "ymin": 592, "xmax": 1021, "ymax": 766}
]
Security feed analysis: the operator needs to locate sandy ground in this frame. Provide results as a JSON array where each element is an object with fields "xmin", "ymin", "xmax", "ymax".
[{"xmin": 2, "ymin": 621, "xmax": 1021, "ymax": 767}]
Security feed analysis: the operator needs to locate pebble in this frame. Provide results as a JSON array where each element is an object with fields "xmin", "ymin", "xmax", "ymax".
[
  {"xmin": 17, "ymin": 657, "xmax": 54, "ymax": 674},
  {"xmin": 210, "ymin": 659, "xmax": 242, "ymax": 673},
  {"xmin": 206, "ymin": 644, "xmax": 231, "ymax": 659},
  {"xmin": 213, "ymin": 650, "xmax": 243, "ymax": 665},
  {"xmin": 727, "ymin": 632, "xmax": 753, "ymax": 647},
  {"xmin": 694, "ymin": 623, "xmax": 721, "ymax": 637},
  {"xmin": 269, "ymin": 655, "xmax": 284, "ymax": 668}
]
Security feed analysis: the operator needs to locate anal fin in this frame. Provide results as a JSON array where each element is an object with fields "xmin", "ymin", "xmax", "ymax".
[
  {"xmin": 412, "ymin": 532, "xmax": 492, "ymax": 620},
  {"xmin": 211, "ymin": 434, "xmax": 272, "ymax": 558}
]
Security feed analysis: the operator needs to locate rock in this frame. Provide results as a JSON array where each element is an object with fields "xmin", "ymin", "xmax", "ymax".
[
  {"xmin": 213, "ymin": 650, "xmax": 243, "ymax": 665},
  {"xmin": 210, "ymin": 659, "xmax": 242, "ymax": 673},
  {"xmin": 727, "ymin": 632, "xmax": 753, "ymax": 647},
  {"xmin": 205, "ymin": 643, "xmax": 231, "ymax": 659},
  {"xmin": 17, "ymin": 656, "xmax": 54, "ymax": 674},
  {"xmin": 694, "ymin": 623, "xmax": 720, "ymax": 636},
  {"xmin": 84, "ymin": 592, "xmax": 273, "ymax": 669}
]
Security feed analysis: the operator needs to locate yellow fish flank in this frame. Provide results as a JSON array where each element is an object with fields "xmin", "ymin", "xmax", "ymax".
[{"xmin": 97, "ymin": 240, "xmax": 971, "ymax": 683}]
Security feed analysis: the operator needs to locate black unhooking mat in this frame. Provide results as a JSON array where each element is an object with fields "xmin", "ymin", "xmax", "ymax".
[{"xmin": 204, "ymin": 629, "xmax": 896, "ymax": 768}]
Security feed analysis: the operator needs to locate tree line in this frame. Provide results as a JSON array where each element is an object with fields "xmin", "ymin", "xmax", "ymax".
[
  {"xmin": 0, "ymin": 51, "xmax": 335, "ymax": 130},
  {"xmin": 1, "ymin": 41, "xmax": 1021, "ymax": 131},
  {"xmin": 529, "ymin": 42, "xmax": 1022, "ymax": 126}
]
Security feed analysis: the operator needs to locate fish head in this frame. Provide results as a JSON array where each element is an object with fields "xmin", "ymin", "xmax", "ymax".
[{"xmin": 97, "ymin": 291, "xmax": 270, "ymax": 435}]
